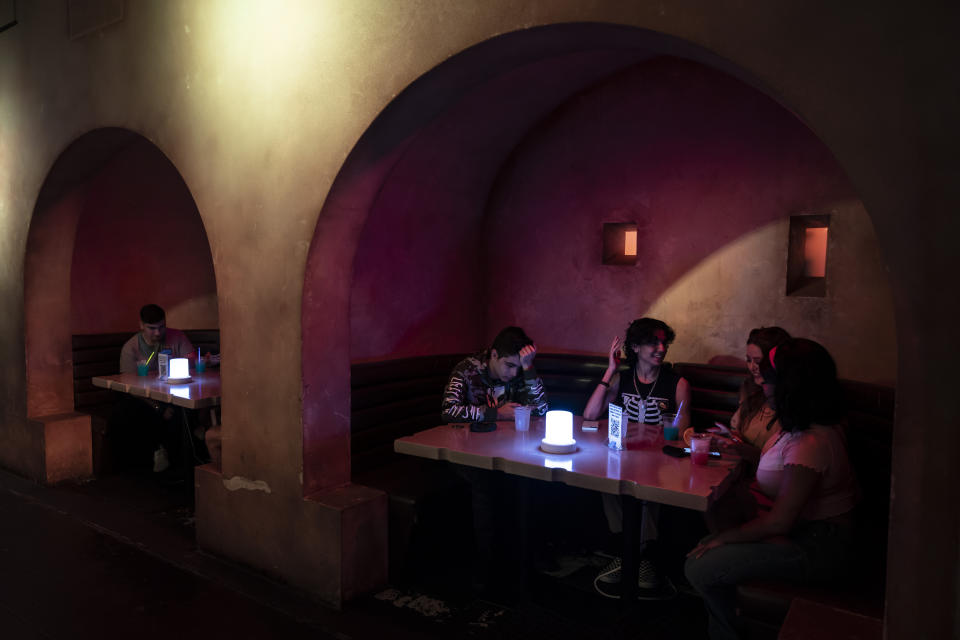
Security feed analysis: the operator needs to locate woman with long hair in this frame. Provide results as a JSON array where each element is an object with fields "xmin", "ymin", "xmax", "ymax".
[
  {"xmin": 710, "ymin": 326, "xmax": 791, "ymax": 463},
  {"xmin": 685, "ymin": 338, "xmax": 859, "ymax": 640}
]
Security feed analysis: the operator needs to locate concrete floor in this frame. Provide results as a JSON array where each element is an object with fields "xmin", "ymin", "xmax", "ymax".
[{"xmin": 0, "ymin": 468, "xmax": 709, "ymax": 639}]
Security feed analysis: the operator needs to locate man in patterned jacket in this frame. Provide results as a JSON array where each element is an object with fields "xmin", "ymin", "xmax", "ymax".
[{"xmin": 442, "ymin": 326, "xmax": 549, "ymax": 423}]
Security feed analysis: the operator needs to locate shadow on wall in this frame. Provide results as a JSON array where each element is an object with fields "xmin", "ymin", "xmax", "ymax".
[{"xmin": 481, "ymin": 59, "xmax": 894, "ymax": 384}]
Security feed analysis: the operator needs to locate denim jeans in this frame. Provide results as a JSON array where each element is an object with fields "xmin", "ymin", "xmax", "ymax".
[{"xmin": 684, "ymin": 520, "xmax": 852, "ymax": 640}]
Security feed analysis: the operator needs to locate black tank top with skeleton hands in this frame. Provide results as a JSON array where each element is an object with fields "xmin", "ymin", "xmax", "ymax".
[{"xmin": 619, "ymin": 363, "xmax": 681, "ymax": 424}]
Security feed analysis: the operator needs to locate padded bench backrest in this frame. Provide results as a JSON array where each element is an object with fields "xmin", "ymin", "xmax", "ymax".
[
  {"xmin": 349, "ymin": 354, "xmax": 893, "ymax": 504},
  {"xmin": 349, "ymin": 354, "xmax": 750, "ymax": 474},
  {"xmin": 73, "ymin": 332, "xmax": 133, "ymax": 412},
  {"xmin": 351, "ymin": 354, "xmax": 467, "ymax": 475},
  {"xmin": 72, "ymin": 329, "xmax": 220, "ymax": 414}
]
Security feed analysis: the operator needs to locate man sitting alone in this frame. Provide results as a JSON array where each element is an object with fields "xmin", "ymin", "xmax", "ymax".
[
  {"xmin": 441, "ymin": 325, "xmax": 549, "ymax": 422},
  {"xmin": 119, "ymin": 304, "xmax": 196, "ymax": 375},
  {"xmin": 114, "ymin": 304, "xmax": 216, "ymax": 472}
]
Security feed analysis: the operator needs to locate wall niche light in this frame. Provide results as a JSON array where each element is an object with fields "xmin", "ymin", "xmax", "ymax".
[
  {"xmin": 786, "ymin": 214, "xmax": 830, "ymax": 297},
  {"xmin": 602, "ymin": 222, "xmax": 638, "ymax": 265}
]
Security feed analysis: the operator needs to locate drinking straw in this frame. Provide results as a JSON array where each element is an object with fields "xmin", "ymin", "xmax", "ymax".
[
  {"xmin": 145, "ymin": 351, "xmax": 156, "ymax": 365},
  {"xmin": 676, "ymin": 399, "xmax": 685, "ymax": 416}
]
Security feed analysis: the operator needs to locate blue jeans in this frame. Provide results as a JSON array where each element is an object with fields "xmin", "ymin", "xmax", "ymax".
[{"xmin": 684, "ymin": 520, "xmax": 851, "ymax": 640}]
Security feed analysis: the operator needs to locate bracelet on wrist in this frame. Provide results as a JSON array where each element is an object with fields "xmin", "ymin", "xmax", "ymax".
[{"xmin": 598, "ymin": 380, "xmax": 610, "ymax": 388}]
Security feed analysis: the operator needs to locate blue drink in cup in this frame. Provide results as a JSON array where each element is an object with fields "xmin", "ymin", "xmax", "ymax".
[
  {"xmin": 662, "ymin": 412, "xmax": 679, "ymax": 441},
  {"xmin": 195, "ymin": 352, "xmax": 206, "ymax": 373},
  {"xmin": 136, "ymin": 360, "xmax": 149, "ymax": 376}
]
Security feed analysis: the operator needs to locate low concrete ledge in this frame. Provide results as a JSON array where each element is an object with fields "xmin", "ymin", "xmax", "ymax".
[
  {"xmin": 24, "ymin": 412, "xmax": 93, "ymax": 484},
  {"xmin": 195, "ymin": 464, "xmax": 387, "ymax": 608}
]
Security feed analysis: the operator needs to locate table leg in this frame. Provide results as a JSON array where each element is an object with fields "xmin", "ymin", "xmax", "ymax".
[
  {"xmin": 621, "ymin": 494, "xmax": 640, "ymax": 606},
  {"xmin": 514, "ymin": 476, "xmax": 532, "ymax": 597},
  {"xmin": 178, "ymin": 408, "xmax": 208, "ymax": 466}
]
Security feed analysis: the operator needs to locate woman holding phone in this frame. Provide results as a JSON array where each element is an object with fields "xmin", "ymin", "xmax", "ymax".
[{"xmin": 709, "ymin": 326, "xmax": 791, "ymax": 464}]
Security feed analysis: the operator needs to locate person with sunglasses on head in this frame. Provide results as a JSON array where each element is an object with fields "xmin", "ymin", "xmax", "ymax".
[
  {"xmin": 584, "ymin": 318, "xmax": 692, "ymax": 597},
  {"xmin": 708, "ymin": 326, "xmax": 791, "ymax": 465},
  {"xmin": 685, "ymin": 338, "xmax": 859, "ymax": 640}
]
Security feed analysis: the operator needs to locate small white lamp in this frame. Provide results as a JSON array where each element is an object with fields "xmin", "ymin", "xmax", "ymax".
[
  {"xmin": 540, "ymin": 410, "xmax": 577, "ymax": 454},
  {"xmin": 169, "ymin": 357, "xmax": 189, "ymax": 381}
]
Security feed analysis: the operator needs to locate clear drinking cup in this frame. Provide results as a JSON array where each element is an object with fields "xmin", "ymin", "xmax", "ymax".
[
  {"xmin": 691, "ymin": 433, "xmax": 711, "ymax": 466},
  {"xmin": 514, "ymin": 405, "xmax": 531, "ymax": 431}
]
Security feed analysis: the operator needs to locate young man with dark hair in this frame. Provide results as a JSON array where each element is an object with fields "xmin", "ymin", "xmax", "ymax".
[
  {"xmin": 115, "ymin": 304, "xmax": 216, "ymax": 472},
  {"xmin": 441, "ymin": 326, "xmax": 549, "ymax": 423},
  {"xmin": 119, "ymin": 304, "xmax": 197, "ymax": 374},
  {"xmin": 440, "ymin": 326, "xmax": 549, "ymax": 596}
]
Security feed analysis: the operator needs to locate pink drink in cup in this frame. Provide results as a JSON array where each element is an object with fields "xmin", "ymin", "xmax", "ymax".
[{"xmin": 690, "ymin": 434, "xmax": 711, "ymax": 465}]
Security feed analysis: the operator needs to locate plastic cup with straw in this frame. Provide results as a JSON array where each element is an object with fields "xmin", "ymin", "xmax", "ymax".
[{"xmin": 137, "ymin": 350, "xmax": 155, "ymax": 376}]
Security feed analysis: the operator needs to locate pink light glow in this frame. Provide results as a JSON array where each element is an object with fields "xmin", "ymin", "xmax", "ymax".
[{"xmin": 804, "ymin": 227, "xmax": 828, "ymax": 277}]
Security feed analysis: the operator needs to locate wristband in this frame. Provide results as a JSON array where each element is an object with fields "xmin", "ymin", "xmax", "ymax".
[{"xmin": 598, "ymin": 380, "xmax": 610, "ymax": 388}]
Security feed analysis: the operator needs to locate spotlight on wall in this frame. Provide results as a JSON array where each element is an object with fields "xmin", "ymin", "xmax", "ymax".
[{"xmin": 602, "ymin": 222, "xmax": 638, "ymax": 265}]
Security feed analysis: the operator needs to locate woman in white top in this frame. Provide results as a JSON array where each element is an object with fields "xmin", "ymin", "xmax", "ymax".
[{"xmin": 685, "ymin": 338, "xmax": 858, "ymax": 640}]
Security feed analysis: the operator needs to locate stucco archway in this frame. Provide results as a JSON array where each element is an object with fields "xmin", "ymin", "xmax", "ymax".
[
  {"xmin": 302, "ymin": 19, "xmax": 892, "ymax": 487},
  {"xmin": 301, "ymin": 19, "xmax": 897, "ymax": 616},
  {"xmin": 22, "ymin": 127, "xmax": 217, "ymax": 482}
]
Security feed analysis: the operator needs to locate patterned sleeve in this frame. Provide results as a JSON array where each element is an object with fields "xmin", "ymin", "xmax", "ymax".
[
  {"xmin": 441, "ymin": 362, "xmax": 488, "ymax": 423},
  {"xmin": 521, "ymin": 368, "xmax": 549, "ymax": 416}
]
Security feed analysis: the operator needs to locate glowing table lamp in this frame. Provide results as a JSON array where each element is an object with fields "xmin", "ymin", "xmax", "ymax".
[
  {"xmin": 540, "ymin": 410, "xmax": 577, "ymax": 454},
  {"xmin": 169, "ymin": 358, "xmax": 189, "ymax": 381}
]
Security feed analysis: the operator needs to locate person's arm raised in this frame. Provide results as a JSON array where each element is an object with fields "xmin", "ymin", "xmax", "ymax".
[
  {"xmin": 583, "ymin": 336, "xmax": 622, "ymax": 420},
  {"xmin": 517, "ymin": 344, "xmax": 550, "ymax": 415}
]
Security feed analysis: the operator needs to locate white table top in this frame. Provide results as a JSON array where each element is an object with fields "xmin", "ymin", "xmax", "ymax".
[
  {"xmin": 92, "ymin": 371, "xmax": 221, "ymax": 410},
  {"xmin": 395, "ymin": 416, "xmax": 740, "ymax": 512}
]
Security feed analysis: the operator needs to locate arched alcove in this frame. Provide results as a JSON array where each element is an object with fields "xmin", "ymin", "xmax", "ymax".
[
  {"xmin": 302, "ymin": 23, "xmax": 895, "ymax": 493},
  {"xmin": 23, "ymin": 127, "xmax": 217, "ymax": 482}
]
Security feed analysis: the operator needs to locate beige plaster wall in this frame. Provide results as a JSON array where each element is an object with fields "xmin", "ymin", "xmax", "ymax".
[
  {"xmin": 649, "ymin": 200, "xmax": 896, "ymax": 384},
  {"xmin": 0, "ymin": 0, "xmax": 957, "ymax": 633}
]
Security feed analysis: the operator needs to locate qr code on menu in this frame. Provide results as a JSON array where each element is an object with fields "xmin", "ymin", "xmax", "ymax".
[{"xmin": 609, "ymin": 421, "xmax": 620, "ymax": 437}]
